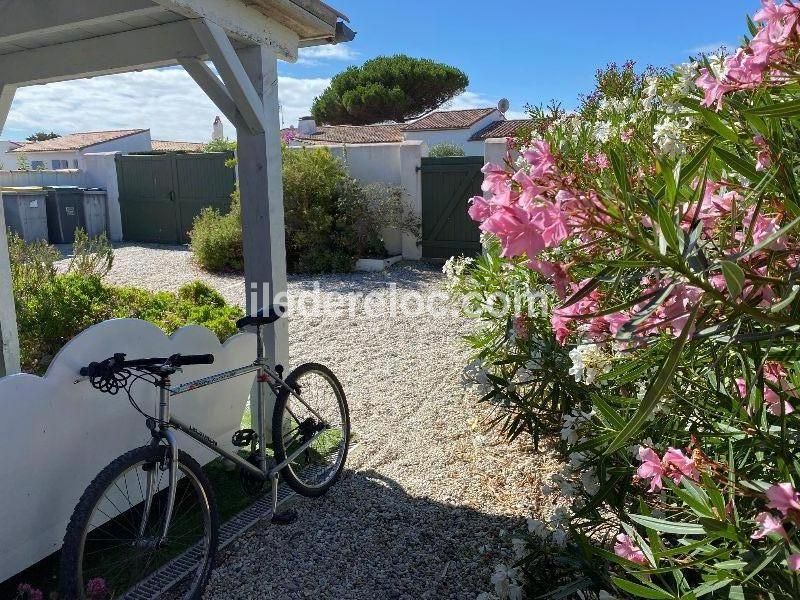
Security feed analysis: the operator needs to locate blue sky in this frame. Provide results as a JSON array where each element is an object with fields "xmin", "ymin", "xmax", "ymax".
[{"xmin": 2, "ymin": 0, "xmax": 759, "ymax": 142}]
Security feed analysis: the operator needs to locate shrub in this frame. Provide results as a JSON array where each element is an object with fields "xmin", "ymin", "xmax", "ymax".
[
  {"xmin": 190, "ymin": 188, "xmax": 244, "ymax": 272},
  {"xmin": 428, "ymin": 143, "xmax": 466, "ymax": 158},
  {"xmin": 190, "ymin": 147, "xmax": 414, "ymax": 273},
  {"xmin": 9, "ymin": 234, "xmax": 243, "ymax": 373},
  {"xmin": 451, "ymin": 4, "xmax": 800, "ymax": 598}
]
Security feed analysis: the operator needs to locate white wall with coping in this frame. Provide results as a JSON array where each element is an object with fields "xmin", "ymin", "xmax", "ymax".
[
  {"xmin": 0, "ymin": 169, "xmax": 88, "ymax": 187},
  {"xmin": 484, "ymin": 137, "xmax": 509, "ymax": 168},
  {"xmin": 83, "ymin": 152, "xmax": 124, "ymax": 241},
  {"xmin": 0, "ymin": 319, "xmax": 258, "ymax": 581},
  {"xmin": 403, "ymin": 109, "xmax": 502, "ymax": 157},
  {"xmin": 288, "ymin": 141, "xmax": 426, "ymax": 259}
]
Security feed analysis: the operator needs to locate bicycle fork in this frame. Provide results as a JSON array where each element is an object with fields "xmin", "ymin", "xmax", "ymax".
[{"xmin": 139, "ymin": 383, "xmax": 180, "ymax": 544}]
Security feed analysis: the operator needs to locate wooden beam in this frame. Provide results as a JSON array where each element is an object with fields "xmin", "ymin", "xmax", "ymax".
[
  {"xmin": 0, "ymin": 83, "xmax": 21, "ymax": 377},
  {"xmin": 0, "ymin": 0, "xmax": 163, "ymax": 44},
  {"xmin": 191, "ymin": 19, "xmax": 266, "ymax": 135},
  {"xmin": 178, "ymin": 58, "xmax": 245, "ymax": 129},
  {"xmin": 155, "ymin": 0, "xmax": 299, "ymax": 61},
  {"xmin": 0, "ymin": 20, "xmax": 206, "ymax": 86},
  {"xmin": 235, "ymin": 46, "xmax": 289, "ymax": 378}
]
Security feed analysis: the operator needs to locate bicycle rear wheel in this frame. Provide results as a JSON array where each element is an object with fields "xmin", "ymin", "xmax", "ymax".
[
  {"xmin": 59, "ymin": 445, "xmax": 218, "ymax": 600},
  {"xmin": 272, "ymin": 363, "xmax": 350, "ymax": 497}
]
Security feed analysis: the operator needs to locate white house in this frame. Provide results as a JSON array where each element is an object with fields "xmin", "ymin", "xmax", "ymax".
[
  {"xmin": 285, "ymin": 106, "xmax": 534, "ymax": 156},
  {"xmin": 9, "ymin": 129, "xmax": 153, "ymax": 170},
  {"xmin": 0, "ymin": 140, "xmax": 22, "ymax": 169}
]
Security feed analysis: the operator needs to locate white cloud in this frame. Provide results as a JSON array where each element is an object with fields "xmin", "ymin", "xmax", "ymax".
[
  {"xmin": 297, "ymin": 44, "xmax": 358, "ymax": 65},
  {"xmin": 3, "ymin": 66, "xmax": 331, "ymax": 141}
]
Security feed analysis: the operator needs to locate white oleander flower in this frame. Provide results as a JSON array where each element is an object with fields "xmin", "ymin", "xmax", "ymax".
[
  {"xmin": 551, "ymin": 527, "xmax": 568, "ymax": 547},
  {"xmin": 511, "ymin": 536, "xmax": 527, "ymax": 559},
  {"xmin": 581, "ymin": 470, "xmax": 601, "ymax": 496},
  {"xmin": 598, "ymin": 591, "xmax": 618, "ymax": 600},
  {"xmin": 491, "ymin": 564, "xmax": 519, "ymax": 599},
  {"xmin": 527, "ymin": 518, "xmax": 548, "ymax": 537}
]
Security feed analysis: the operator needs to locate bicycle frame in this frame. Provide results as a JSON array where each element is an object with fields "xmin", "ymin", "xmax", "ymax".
[{"xmin": 141, "ymin": 325, "xmax": 327, "ymax": 537}]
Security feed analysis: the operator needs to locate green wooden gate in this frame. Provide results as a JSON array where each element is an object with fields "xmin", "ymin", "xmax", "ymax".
[
  {"xmin": 421, "ymin": 156, "xmax": 484, "ymax": 260},
  {"xmin": 116, "ymin": 152, "xmax": 235, "ymax": 244}
]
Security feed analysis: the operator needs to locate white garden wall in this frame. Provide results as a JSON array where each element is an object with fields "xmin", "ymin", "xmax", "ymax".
[
  {"xmin": 0, "ymin": 319, "xmax": 258, "ymax": 581},
  {"xmin": 288, "ymin": 141, "xmax": 426, "ymax": 259},
  {"xmin": 0, "ymin": 169, "xmax": 88, "ymax": 187}
]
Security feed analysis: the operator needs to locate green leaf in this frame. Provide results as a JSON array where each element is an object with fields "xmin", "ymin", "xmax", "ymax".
[
  {"xmin": 720, "ymin": 260, "xmax": 745, "ymax": 298},
  {"xmin": 605, "ymin": 303, "xmax": 701, "ymax": 454},
  {"xmin": 657, "ymin": 204, "xmax": 682, "ymax": 254},
  {"xmin": 712, "ymin": 146, "xmax": 759, "ymax": 183},
  {"xmin": 610, "ymin": 148, "xmax": 630, "ymax": 195},
  {"xmin": 746, "ymin": 98, "xmax": 800, "ymax": 117},
  {"xmin": 612, "ymin": 577, "xmax": 674, "ymax": 599},
  {"xmin": 629, "ymin": 514, "xmax": 705, "ymax": 535},
  {"xmin": 692, "ymin": 579, "xmax": 732, "ymax": 597},
  {"xmin": 698, "ymin": 107, "xmax": 738, "ymax": 142}
]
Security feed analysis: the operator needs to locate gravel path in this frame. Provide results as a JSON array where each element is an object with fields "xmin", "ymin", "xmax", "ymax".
[{"xmin": 75, "ymin": 245, "xmax": 560, "ymax": 600}]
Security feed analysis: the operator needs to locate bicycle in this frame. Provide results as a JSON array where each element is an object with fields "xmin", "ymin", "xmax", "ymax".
[{"xmin": 58, "ymin": 306, "xmax": 350, "ymax": 600}]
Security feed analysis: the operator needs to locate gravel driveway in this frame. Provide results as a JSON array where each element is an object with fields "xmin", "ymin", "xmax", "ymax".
[{"xmin": 86, "ymin": 245, "xmax": 559, "ymax": 600}]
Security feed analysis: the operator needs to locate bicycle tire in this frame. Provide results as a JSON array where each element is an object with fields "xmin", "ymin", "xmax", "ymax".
[
  {"xmin": 59, "ymin": 445, "xmax": 219, "ymax": 600},
  {"xmin": 272, "ymin": 363, "xmax": 350, "ymax": 497}
]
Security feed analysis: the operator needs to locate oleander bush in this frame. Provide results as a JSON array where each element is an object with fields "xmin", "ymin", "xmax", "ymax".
[
  {"xmin": 8, "ymin": 232, "xmax": 242, "ymax": 373},
  {"xmin": 428, "ymin": 143, "xmax": 466, "ymax": 158},
  {"xmin": 450, "ymin": 3, "xmax": 800, "ymax": 598}
]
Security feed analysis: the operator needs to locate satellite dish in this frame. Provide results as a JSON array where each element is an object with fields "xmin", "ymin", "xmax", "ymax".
[{"xmin": 497, "ymin": 98, "xmax": 510, "ymax": 115}]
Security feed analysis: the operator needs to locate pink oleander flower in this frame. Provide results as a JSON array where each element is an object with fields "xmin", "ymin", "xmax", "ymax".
[
  {"xmin": 595, "ymin": 153, "xmax": 611, "ymax": 170},
  {"xmin": 620, "ymin": 128, "xmax": 634, "ymax": 143},
  {"xmin": 754, "ymin": 135, "xmax": 773, "ymax": 171},
  {"xmin": 767, "ymin": 482, "xmax": 800, "ymax": 516},
  {"xmin": 736, "ymin": 362, "xmax": 795, "ymax": 416},
  {"xmin": 636, "ymin": 447, "xmax": 699, "ymax": 492},
  {"xmin": 522, "ymin": 140, "xmax": 556, "ymax": 179},
  {"xmin": 16, "ymin": 584, "xmax": 43, "ymax": 600},
  {"xmin": 637, "ymin": 447, "xmax": 665, "ymax": 492},
  {"xmin": 789, "ymin": 554, "xmax": 800, "ymax": 571},
  {"xmin": 481, "ymin": 162, "xmax": 511, "ymax": 195},
  {"xmin": 614, "ymin": 533, "xmax": 648, "ymax": 565},
  {"xmin": 752, "ymin": 511, "xmax": 789, "ymax": 540},
  {"xmin": 86, "ymin": 577, "xmax": 109, "ymax": 599}
]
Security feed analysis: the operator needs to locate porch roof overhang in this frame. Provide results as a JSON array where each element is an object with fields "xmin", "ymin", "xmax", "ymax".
[{"xmin": 0, "ymin": 0, "xmax": 355, "ymax": 87}]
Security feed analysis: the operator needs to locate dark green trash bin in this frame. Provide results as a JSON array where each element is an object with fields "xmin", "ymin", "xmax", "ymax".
[{"xmin": 45, "ymin": 186, "xmax": 84, "ymax": 244}]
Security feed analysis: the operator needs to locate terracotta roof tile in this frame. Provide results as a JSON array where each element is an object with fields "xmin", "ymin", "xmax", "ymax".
[
  {"xmin": 402, "ymin": 108, "xmax": 496, "ymax": 132},
  {"xmin": 12, "ymin": 129, "xmax": 148, "ymax": 152},
  {"xmin": 469, "ymin": 119, "xmax": 535, "ymax": 141},
  {"xmin": 286, "ymin": 123, "xmax": 405, "ymax": 144},
  {"xmin": 151, "ymin": 140, "xmax": 206, "ymax": 152}
]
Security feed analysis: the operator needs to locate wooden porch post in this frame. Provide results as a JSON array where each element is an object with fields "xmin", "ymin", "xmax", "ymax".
[
  {"xmin": 235, "ymin": 46, "xmax": 289, "ymax": 370},
  {"xmin": 0, "ymin": 83, "xmax": 20, "ymax": 376}
]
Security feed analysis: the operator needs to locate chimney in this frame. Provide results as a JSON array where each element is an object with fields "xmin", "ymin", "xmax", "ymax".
[
  {"xmin": 298, "ymin": 116, "xmax": 317, "ymax": 136},
  {"xmin": 212, "ymin": 116, "xmax": 224, "ymax": 141}
]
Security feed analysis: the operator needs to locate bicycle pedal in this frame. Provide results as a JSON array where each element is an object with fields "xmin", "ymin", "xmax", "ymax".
[
  {"xmin": 271, "ymin": 508, "xmax": 298, "ymax": 525},
  {"xmin": 232, "ymin": 429, "xmax": 257, "ymax": 448}
]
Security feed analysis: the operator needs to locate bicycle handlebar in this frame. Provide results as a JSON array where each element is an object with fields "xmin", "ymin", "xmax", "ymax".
[{"xmin": 80, "ymin": 353, "xmax": 215, "ymax": 377}]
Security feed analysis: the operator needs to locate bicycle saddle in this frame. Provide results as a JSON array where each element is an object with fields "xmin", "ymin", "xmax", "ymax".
[{"xmin": 236, "ymin": 305, "xmax": 287, "ymax": 329}]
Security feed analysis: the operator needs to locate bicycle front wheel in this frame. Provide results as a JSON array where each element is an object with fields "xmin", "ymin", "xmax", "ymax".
[
  {"xmin": 59, "ymin": 445, "xmax": 219, "ymax": 600},
  {"xmin": 273, "ymin": 363, "xmax": 350, "ymax": 497}
]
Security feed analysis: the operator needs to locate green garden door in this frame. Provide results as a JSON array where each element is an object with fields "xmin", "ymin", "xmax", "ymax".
[
  {"xmin": 421, "ymin": 156, "xmax": 484, "ymax": 260},
  {"xmin": 117, "ymin": 152, "xmax": 235, "ymax": 244}
]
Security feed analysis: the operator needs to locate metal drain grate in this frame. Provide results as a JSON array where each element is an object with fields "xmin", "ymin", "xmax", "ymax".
[
  {"xmin": 122, "ymin": 458, "xmax": 336, "ymax": 600},
  {"xmin": 123, "ymin": 480, "xmax": 296, "ymax": 600}
]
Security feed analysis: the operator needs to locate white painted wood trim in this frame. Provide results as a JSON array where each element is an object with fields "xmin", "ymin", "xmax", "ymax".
[
  {"xmin": 0, "ymin": 0, "xmax": 164, "ymax": 45},
  {"xmin": 178, "ymin": 57, "xmax": 245, "ymax": 130},
  {"xmin": 156, "ymin": 0, "xmax": 300, "ymax": 61},
  {"xmin": 0, "ymin": 20, "xmax": 206, "ymax": 86},
  {"xmin": 191, "ymin": 19, "xmax": 267, "ymax": 135},
  {"xmin": 0, "ymin": 83, "xmax": 20, "ymax": 377}
]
